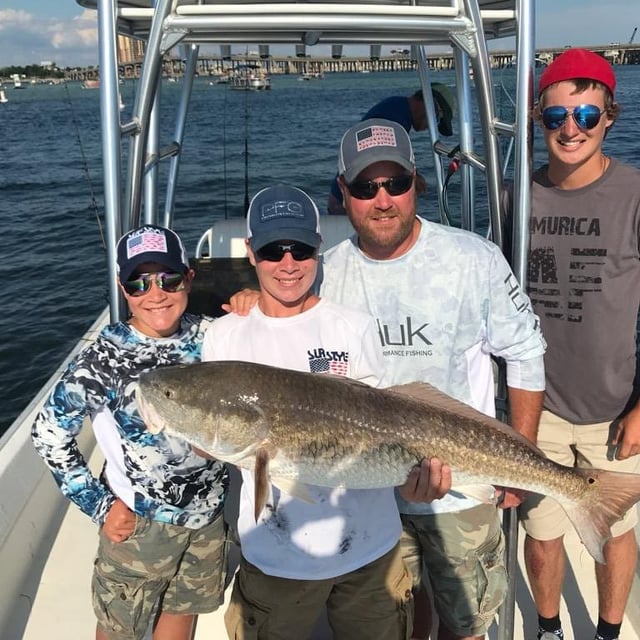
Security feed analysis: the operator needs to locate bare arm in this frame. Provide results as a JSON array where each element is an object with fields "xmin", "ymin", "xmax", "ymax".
[
  {"xmin": 497, "ymin": 386, "xmax": 544, "ymax": 509},
  {"xmin": 508, "ymin": 386, "xmax": 543, "ymax": 444}
]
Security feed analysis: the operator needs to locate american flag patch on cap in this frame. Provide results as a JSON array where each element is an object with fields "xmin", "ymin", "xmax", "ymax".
[
  {"xmin": 127, "ymin": 229, "xmax": 168, "ymax": 258},
  {"xmin": 356, "ymin": 125, "xmax": 397, "ymax": 152}
]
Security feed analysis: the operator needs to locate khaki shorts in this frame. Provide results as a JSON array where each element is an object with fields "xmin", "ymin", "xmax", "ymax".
[
  {"xmin": 224, "ymin": 543, "xmax": 413, "ymax": 640},
  {"xmin": 519, "ymin": 411, "xmax": 640, "ymax": 540},
  {"xmin": 400, "ymin": 503, "xmax": 507, "ymax": 637},
  {"xmin": 92, "ymin": 512, "xmax": 227, "ymax": 640}
]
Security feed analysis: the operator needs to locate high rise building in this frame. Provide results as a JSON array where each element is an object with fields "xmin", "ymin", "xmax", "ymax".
[{"xmin": 118, "ymin": 35, "xmax": 144, "ymax": 64}]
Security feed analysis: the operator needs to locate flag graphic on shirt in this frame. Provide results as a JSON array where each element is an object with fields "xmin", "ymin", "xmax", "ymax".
[
  {"xmin": 127, "ymin": 230, "xmax": 168, "ymax": 258},
  {"xmin": 356, "ymin": 125, "xmax": 397, "ymax": 151},
  {"xmin": 308, "ymin": 357, "xmax": 349, "ymax": 376}
]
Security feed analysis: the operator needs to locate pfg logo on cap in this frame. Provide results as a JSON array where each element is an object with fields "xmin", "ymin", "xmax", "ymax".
[{"xmin": 260, "ymin": 199, "xmax": 306, "ymax": 222}]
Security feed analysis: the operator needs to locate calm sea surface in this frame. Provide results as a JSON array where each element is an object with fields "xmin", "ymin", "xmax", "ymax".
[{"xmin": 2, "ymin": 66, "xmax": 640, "ymax": 434}]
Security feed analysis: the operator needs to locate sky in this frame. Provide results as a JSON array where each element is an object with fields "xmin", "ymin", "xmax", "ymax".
[{"xmin": 0, "ymin": 1, "xmax": 638, "ymax": 69}]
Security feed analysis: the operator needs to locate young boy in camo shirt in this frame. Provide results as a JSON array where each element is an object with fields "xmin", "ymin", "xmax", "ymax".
[{"xmin": 32, "ymin": 224, "xmax": 228, "ymax": 640}]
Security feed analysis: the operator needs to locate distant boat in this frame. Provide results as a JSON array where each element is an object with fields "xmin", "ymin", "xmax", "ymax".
[
  {"xmin": 12, "ymin": 74, "xmax": 25, "ymax": 90},
  {"xmin": 299, "ymin": 71, "xmax": 324, "ymax": 81},
  {"xmin": 230, "ymin": 64, "xmax": 271, "ymax": 91},
  {"xmin": 0, "ymin": 89, "xmax": 7, "ymax": 104},
  {"xmin": 82, "ymin": 79, "xmax": 100, "ymax": 89}
]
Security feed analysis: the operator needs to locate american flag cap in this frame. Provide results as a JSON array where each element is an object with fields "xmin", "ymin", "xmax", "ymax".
[
  {"xmin": 116, "ymin": 224, "xmax": 190, "ymax": 282},
  {"xmin": 338, "ymin": 118, "xmax": 415, "ymax": 184}
]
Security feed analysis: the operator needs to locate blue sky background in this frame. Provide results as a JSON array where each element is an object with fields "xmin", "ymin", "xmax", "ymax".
[{"xmin": 0, "ymin": 0, "xmax": 638, "ymax": 68}]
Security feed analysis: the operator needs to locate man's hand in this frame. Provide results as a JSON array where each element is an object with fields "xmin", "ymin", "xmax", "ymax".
[
  {"xmin": 613, "ymin": 405, "xmax": 640, "ymax": 460},
  {"xmin": 102, "ymin": 498, "xmax": 137, "ymax": 543},
  {"xmin": 221, "ymin": 288, "xmax": 260, "ymax": 315},
  {"xmin": 397, "ymin": 457, "xmax": 451, "ymax": 503},
  {"xmin": 495, "ymin": 487, "xmax": 528, "ymax": 509}
]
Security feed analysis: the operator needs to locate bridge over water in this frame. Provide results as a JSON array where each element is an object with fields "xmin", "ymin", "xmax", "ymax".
[{"xmin": 67, "ymin": 42, "xmax": 640, "ymax": 82}]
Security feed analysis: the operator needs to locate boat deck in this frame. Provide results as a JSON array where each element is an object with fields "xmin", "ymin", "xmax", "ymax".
[{"xmin": 21, "ymin": 445, "xmax": 640, "ymax": 640}]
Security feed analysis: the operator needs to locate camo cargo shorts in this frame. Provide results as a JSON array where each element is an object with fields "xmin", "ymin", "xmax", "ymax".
[
  {"xmin": 92, "ymin": 511, "xmax": 227, "ymax": 640},
  {"xmin": 400, "ymin": 503, "xmax": 507, "ymax": 637}
]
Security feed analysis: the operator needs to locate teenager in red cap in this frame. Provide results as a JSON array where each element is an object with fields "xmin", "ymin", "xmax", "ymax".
[{"xmin": 518, "ymin": 48, "xmax": 640, "ymax": 640}]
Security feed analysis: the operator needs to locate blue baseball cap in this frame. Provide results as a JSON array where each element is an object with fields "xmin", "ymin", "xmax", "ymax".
[
  {"xmin": 247, "ymin": 185, "xmax": 322, "ymax": 251},
  {"xmin": 116, "ymin": 224, "xmax": 189, "ymax": 282}
]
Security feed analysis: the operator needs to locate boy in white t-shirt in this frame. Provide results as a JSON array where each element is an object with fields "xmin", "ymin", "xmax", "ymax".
[{"xmin": 202, "ymin": 184, "xmax": 441, "ymax": 640}]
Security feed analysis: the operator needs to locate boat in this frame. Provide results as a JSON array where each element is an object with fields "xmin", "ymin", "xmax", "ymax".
[
  {"xmin": 299, "ymin": 71, "xmax": 325, "ymax": 81},
  {"xmin": 82, "ymin": 78, "xmax": 100, "ymax": 89},
  {"xmin": 11, "ymin": 73, "xmax": 25, "ymax": 89},
  {"xmin": 1, "ymin": 1, "xmax": 639, "ymax": 639},
  {"xmin": 0, "ymin": 89, "xmax": 7, "ymax": 104},
  {"xmin": 229, "ymin": 63, "xmax": 271, "ymax": 90}
]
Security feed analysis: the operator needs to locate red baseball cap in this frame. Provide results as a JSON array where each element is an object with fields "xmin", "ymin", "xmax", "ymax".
[{"xmin": 538, "ymin": 48, "xmax": 616, "ymax": 97}]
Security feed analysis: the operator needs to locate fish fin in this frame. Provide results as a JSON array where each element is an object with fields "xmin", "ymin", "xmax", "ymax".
[
  {"xmin": 254, "ymin": 448, "xmax": 270, "ymax": 522},
  {"xmin": 561, "ymin": 468, "xmax": 640, "ymax": 563},
  {"xmin": 385, "ymin": 381, "xmax": 546, "ymax": 454},
  {"xmin": 450, "ymin": 484, "xmax": 495, "ymax": 503},
  {"xmin": 271, "ymin": 476, "xmax": 316, "ymax": 504}
]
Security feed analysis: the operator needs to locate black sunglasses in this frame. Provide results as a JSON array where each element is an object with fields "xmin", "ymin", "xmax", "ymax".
[
  {"xmin": 541, "ymin": 104, "xmax": 606, "ymax": 131},
  {"xmin": 255, "ymin": 241, "xmax": 317, "ymax": 262},
  {"xmin": 345, "ymin": 174, "xmax": 414, "ymax": 200},
  {"xmin": 122, "ymin": 271, "xmax": 186, "ymax": 297}
]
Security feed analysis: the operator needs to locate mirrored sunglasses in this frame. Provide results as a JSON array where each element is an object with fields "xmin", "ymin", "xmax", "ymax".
[
  {"xmin": 122, "ymin": 271, "xmax": 186, "ymax": 297},
  {"xmin": 255, "ymin": 241, "xmax": 317, "ymax": 262},
  {"xmin": 346, "ymin": 174, "xmax": 414, "ymax": 200},
  {"xmin": 541, "ymin": 104, "xmax": 605, "ymax": 131}
]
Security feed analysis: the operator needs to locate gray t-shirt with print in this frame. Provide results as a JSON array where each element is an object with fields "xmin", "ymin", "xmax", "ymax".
[{"xmin": 528, "ymin": 158, "xmax": 640, "ymax": 424}]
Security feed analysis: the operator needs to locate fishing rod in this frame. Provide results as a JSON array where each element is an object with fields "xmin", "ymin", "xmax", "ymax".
[
  {"xmin": 222, "ymin": 78, "xmax": 229, "ymax": 220},
  {"xmin": 63, "ymin": 80, "xmax": 106, "ymax": 250},
  {"xmin": 243, "ymin": 74, "xmax": 250, "ymax": 215}
]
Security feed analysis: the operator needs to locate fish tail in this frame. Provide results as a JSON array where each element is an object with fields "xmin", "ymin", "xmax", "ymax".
[{"xmin": 562, "ymin": 468, "xmax": 640, "ymax": 564}]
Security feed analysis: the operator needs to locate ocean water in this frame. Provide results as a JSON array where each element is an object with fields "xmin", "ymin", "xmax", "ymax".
[{"xmin": 2, "ymin": 66, "xmax": 640, "ymax": 434}]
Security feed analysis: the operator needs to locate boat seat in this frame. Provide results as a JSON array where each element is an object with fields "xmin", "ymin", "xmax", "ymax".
[{"xmin": 189, "ymin": 216, "xmax": 355, "ymax": 317}]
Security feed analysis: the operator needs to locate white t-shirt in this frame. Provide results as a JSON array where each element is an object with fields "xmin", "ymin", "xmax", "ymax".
[
  {"xmin": 202, "ymin": 298, "xmax": 402, "ymax": 580},
  {"xmin": 320, "ymin": 217, "xmax": 546, "ymax": 515}
]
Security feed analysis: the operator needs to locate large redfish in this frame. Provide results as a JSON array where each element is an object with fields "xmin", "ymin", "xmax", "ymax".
[{"xmin": 136, "ymin": 360, "xmax": 640, "ymax": 563}]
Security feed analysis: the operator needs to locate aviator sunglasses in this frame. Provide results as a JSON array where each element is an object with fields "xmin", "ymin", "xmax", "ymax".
[
  {"xmin": 541, "ymin": 104, "xmax": 606, "ymax": 131},
  {"xmin": 255, "ymin": 241, "xmax": 317, "ymax": 262},
  {"xmin": 346, "ymin": 174, "xmax": 414, "ymax": 200},
  {"xmin": 122, "ymin": 271, "xmax": 187, "ymax": 297}
]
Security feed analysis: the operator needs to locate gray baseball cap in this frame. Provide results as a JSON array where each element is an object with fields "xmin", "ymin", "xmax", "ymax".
[{"xmin": 337, "ymin": 118, "xmax": 416, "ymax": 183}]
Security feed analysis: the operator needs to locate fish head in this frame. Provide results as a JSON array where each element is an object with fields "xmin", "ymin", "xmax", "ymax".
[{"xmin": 136, "ymin": 361, "xmax": 271, "ymax": 466}]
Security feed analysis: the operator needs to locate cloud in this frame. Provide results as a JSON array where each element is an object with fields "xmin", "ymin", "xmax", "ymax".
[
  {"xmin": 50, "ymin": 10, "xmax": 98, "ymax": 50},
  {"xmin": 0, "ymin": 9, "xmax": 98, "ymax": 68}
]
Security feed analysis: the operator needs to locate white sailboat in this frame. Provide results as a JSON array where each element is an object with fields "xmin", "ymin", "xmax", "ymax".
[
  {"xmin": 0, "ymin": 89, "xmax": 7, "ymax": 104},
  {"xmin": 1, "ymin": 2, "xmax": 639, "ymax": 640},
  {"xmin": 11, "ymin": 73, "xmax": 25, "ymax": 90}
]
